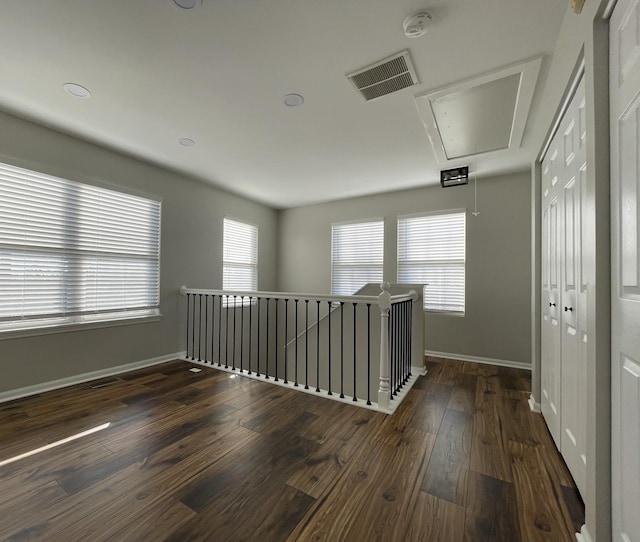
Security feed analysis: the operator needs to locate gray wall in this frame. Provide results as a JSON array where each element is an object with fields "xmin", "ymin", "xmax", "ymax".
[
  {"xmin": 278, "ymin": 171, "xmax": 532, "ymax": 365},
  {"xmin": 0, "ymin": 111, "xmax": 278, "ymax": 393}
]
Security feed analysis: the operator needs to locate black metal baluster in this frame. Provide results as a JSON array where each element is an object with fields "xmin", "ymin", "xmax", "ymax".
[
  {"xmin": 185, "ymin": 293, "xmax": 190, "ymax": 358},
  {"xmin": 211, "ymin": 295, "xmax": 216, "ymax": 365},
  {"xmin": 265, "ymin": 298, "xmax": 270, "ymax": 379},
  {"xmin": 404, "ymin": 301, "xmax": 409, "ymax": 384},
  {"xmin": 408, "ymin": 301, "xmax": 413, "ymax": 379},
  {"xmin": 256, "ymin": 297, "xmax": 261, "ymax": 377},
  {"xmin": 204, "ymin": 295, "xmax": 209, "ymax": 363},
  {"xmin": 316, "ymin": 300, "xmax": 320, "ymax": 392},
  {"xmin": 218, "ymin": 295, "xmax": 222, "ymax": 367},
  {"xmin": 240, "ymin": 296, "xmax": 244, "ymax": 372},
  {"xmin": 396, "ymin": 303, "xmax": 400, "ymax": 394},
  {"xmin": 198, "ymin": 294, "xmax": 202, "ymax": 361},
  {"xmin": 400, "ymin": 301, "xmax": 405, "ymax": 385},
  {"xmin": 294, "ymin": 299, "xmax": 299, "ymax": 386},
  {"xmin": 248, "ymin": 297, "xmax": 253, "ymax": 374},
  {"xmin": 284, "ymin": 299, "xmax": 289, "ymax": 384},
  {"xmin": 225, "ymin": 296, "xmax": 229, "ymax": 369},
  {"xmin": 395, "ymin": 303, "xmax": 400, "ymax": 394},
  {"xmin": 274, "ymin": 299, "xmax": 279, "ymax": 381},
  {"xmin": 191, "ymin": 293, "xmax": 196, "ymax": 360},
  {"xmin": 353, "ymin": 303, "xmax": 357, "ymax": 401},
  {"xmin": 389, "ymin": 307, "xmax": 393, "ymax": 400},
  {"xmin": 403, "ymin": 302, "xmax": 407, "ymax": 385},
  {"xmin": 340, "ymin": 302, "xmax": 344, "ymax": 399},
  {"xmin": 396, "ymin": 303, "xmax": 404, "ymax": 395},
  {"xmin": 366, "ymin": 303, "xmax": 371, "ymax": 405},
  {"xmin": 304, "ymin": 300, "xmax": 309, "ymax": 389},
  {"xmin": 327, "ymin": 301, "xmax": 332, "ymax": 396},
  {"xmin": 232, "ymin": 296, "xmax": 237, "ymax": 370}
]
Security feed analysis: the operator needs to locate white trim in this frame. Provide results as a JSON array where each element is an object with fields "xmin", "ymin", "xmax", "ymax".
[
  {"xmin": 0, "ymin": 151, "xmax": 163, "ymax": 202},
  {"xmin": 425, "ymin": 350, "xmax": 531, "ymax": 371},
  {"xmin": 397, "ymin": 208, "xmax": 467, "ymax": 220},
  {"xmin": 0, "ymin": 314, "xmax": 162, "ymax": 341},
  {"xmin": 415, "ymin": 56, "xmax": 542, "ymax": 164},
  {"xmin": 603, "ymin": 0, "xmax": 619, "ymax": 20},
  {"xmin": 528, "ymin": 394, "xmax": 542, "ymax": 413},
  {"xmin": 330, "ymin": 216, "xmax": 385, "ymax": 227},
  {"xmin": 539, "ymin": 60, "xmax": 585, "ymax": 162},
  {"xmin": 0, "ymin": 352, "xmax": 182, "ymax": 404},
  {"xmin": 575, "ymin": 524, "xmax": 592, "ymax": 542}
]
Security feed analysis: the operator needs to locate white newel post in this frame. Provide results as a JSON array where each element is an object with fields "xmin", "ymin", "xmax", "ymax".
[{"xmin": 378, "ymin": 282, "xmax": 391, "ymax": 410}]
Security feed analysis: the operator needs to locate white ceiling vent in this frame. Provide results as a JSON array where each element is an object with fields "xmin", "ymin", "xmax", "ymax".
[{"xmin": 347, "ymin": 51, "xmax": 419, "ymax": 101}]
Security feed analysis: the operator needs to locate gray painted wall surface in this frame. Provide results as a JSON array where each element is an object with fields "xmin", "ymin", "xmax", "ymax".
[
  {"xmin": 278, "ymin": 171, "xmax": 532, "ymax": 365},
  {"xmin": 0, "ymin": 111, "xmax": 278, "ymax": 393}
]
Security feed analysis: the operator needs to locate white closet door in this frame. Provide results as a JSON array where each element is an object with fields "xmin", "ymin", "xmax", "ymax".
[
  {"xmin": 540, "ymin": 75, "xmax": 588, "ymax": 494},
  {"xmin": 611, "ymin": 0, "xmax": 640, "ymax": 540},
  {"xmin": 559, "ymin": 79, "xmax": 587, "ymax": 495},
  {"xmin": 541, "ymin": 147, "xmax": 563, "ymax": 446}
]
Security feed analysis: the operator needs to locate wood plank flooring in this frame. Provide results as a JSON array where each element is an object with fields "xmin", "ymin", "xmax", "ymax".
[{"xmin": 0, "ymin": 356, "xmax": 584, "ymax": 541}]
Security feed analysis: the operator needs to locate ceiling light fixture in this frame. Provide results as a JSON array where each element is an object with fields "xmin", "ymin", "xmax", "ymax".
[
  {"xmin": 283, "ymin": 94, "xmax": 304, "ymax": 107},
  {"xmin": 170, "ymin": 0, "xmax": 202, "ymax": 11},
  {"xmin": 63, "ymin": 83, "xmax": 91, "ymax": 99},
  {"xmin": 178, "ymin": 138, "xmax": 196, "ymax": 147}
]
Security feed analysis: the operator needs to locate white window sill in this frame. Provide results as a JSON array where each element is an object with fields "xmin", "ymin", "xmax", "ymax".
[
  {"xmin": 0, "ymin": 312, "xmax": 162, "ymax": 341},
  {"xmin": 425, "ymin": 309, "xmax": 466, "ymax": 317}
]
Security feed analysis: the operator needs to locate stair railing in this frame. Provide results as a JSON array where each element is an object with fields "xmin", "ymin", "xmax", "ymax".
[{"xmin": 179, "ymin": 283, "xmax": 420, "ymax": 413}]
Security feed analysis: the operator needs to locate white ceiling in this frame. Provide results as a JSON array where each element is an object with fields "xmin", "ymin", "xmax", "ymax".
[{"xmin": 0, "ymin": 0, "xmax": 567, "ymax": 208}]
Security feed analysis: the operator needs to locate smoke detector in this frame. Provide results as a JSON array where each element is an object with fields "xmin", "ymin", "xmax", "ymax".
[
  {"xmin": 403, "ymin": 13, "xmax": 432, "ymax": 38},
  {"xmin": 170, "ymin": 0, "xmax": 202, "ymax": 11}
]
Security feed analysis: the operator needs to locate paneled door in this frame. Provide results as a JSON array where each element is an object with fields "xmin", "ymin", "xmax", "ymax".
[
  {"xmin": 611, "ymin": 0, "xmax": 640, "ymax": 540},
  {"xmin": 540, "ymin": 75, "xmax": 587, "ymax": 495},
  {"xmin": 559, "ymin": 78, "xmax": 587, "ymax": 495},
  {"xmin": 541, "ymin": 149, "xmax": 562, "ymax": 446}
]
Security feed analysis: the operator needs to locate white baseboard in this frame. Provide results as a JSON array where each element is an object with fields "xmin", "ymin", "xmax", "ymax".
[
  {"xmin": 0, "ymin": 351, "xmax": 184, "ymax": 404},
  {"xmin": 183, "ymin": 358, "xmax": 427, "ymax": 416},
  {"xmin": 575, "ymin": 524, "xmax": 592, "ymax": 542},
  {"xmin": 528, "ymin": 394, "xmax": 542, "ymax": 413},
  {"xmin": 425, "ymin": 350, "xmax": 532, "ymax": 371}
]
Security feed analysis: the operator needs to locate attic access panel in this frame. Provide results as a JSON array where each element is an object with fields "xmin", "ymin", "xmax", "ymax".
[{"xmin": 414, "ymin": 57, "xmax": 542, "ymax": 163}]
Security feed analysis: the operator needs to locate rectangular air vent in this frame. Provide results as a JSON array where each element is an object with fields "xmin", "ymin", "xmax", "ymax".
[
  {"xmin": 347, "ymin": 51, "xmax": 419, "ymax": 101},
  {"xmin": 88, "ymin": 376, "xmax": 122, "ymax": 389}
]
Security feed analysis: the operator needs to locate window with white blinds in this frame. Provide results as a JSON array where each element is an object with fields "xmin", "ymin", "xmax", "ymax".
[
  {"xmin": 223, "ymin": 218, "xmax": 258, "ymax": 294},
  {"xmin": 0, "ymin": 162, "xmax": 161, "ymax": 332},
  {"xmin": 331, "ymin": 220, "xmax": 384, "ymax": 296},
  {"xmin": 397, "ymin": 210, "xmax": 466, "ymax": 313}
]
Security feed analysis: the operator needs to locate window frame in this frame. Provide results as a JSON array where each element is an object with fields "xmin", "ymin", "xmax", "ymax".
[
  {"xmin": 222, "ymin": 217, "xmax": 258, "ymax": 305},
  {"xmin": 397, "ymin": 209, "xmax": 466, "ymax": 315},
  {"xmin": 330, "ymin": 218, "xmax": 384, "ymax": 296},
  {"xmin": 0, "ymin": 158, "xmax": 162, "ymax": 338}
]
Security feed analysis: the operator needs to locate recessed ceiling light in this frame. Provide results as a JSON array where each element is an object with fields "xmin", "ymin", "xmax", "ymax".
[
  {"xmin": 170, "ymin": 0, "xmax": 202, "ymax": 11},
  {"xmin": 63, "ymin": 83, "xmax": 91, "ymax": 99},
  {"xmin": 178, "ymin": 138, "xmax": 196, "ymax": 147},
  {"xmin": 283, "ymin": 94, "xmax": 304, "ymax": 107}
]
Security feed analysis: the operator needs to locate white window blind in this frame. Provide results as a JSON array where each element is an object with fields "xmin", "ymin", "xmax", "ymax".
[
  {"xmin": 223, "ymin": 218, "xmax": 258, "ymax": 292},
  {"xmin": 331, "ymin": 220, "xmax": 384, "ymax": 296},
  {"xmin": 0, "ymin": 162, "xmax": 161, "ymax": 332},
  {"xmin": 397, "ymin": 211, "xmax": 466, "ymax": 313}
]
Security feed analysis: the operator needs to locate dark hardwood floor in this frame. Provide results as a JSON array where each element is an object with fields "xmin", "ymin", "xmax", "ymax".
[{"xmin": 0, "ymin": 357, "xmax": 584, "ymax": 541}]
